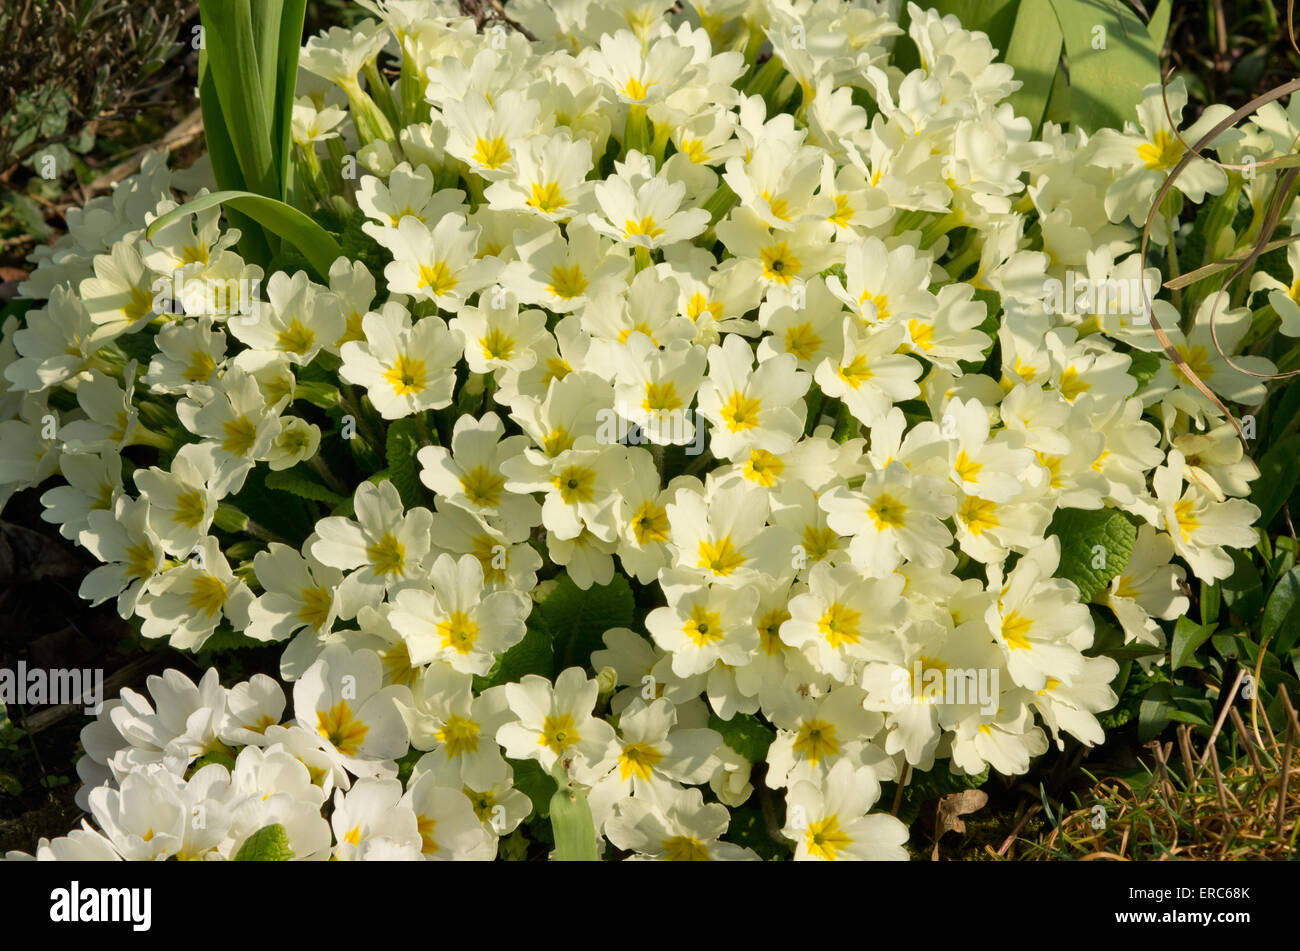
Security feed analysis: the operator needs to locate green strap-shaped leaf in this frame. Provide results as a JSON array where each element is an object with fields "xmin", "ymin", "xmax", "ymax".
[
  {"xmin": 273, "ymin": 0, "xmax": 308, "ymax": 203},
  {"xmin": 548, "ymin": 764, "xmax": 599, "ymax": 861},
  {"xmin": 1046, "ymin": 507, "xmax": 1136, "ymax": 601},
  {"xmin": 250, "ymin": 1, "xmax": 284, "ymax": 125},
  {"xmin": 145, "ymin": 190, "xmax": 342, "ymax": 280},
  {"xmin": 1146, "ymin": 0, "xmax": 1172, "ymax": 49},
  {"xmin": 198, "ymin": 47, "xmax": 273, "ymax": 266},
  {"xmin": 1047, "ymin": 0, "xmax": 1161, "ymax": 134},
  {"xmin": 233, "ymin": 823, "xmax": 295, "ymax": 861},
  {"xmin": 1002, "ymin": 0, "xmax": 1063, "ymax": 134},
  {"xmin": 199, "ymin": 0, "xmax": 279, "ymax": 200}
]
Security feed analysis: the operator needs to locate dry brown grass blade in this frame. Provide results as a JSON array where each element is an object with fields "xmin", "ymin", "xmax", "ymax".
[{"xmin": 1193, "ymin": 667, "xmax": 1244, "ymax": 782}]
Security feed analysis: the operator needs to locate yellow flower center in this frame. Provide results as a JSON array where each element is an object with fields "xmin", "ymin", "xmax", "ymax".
[
  {"xmin": 719, "ymin": 390, "xmax": 762, "ymax": 432},
  {"xmin": 527, "ymin": 181, "xmax": 567, "ymax": 214},
  {"xmin": 1137, "ymin": 128, "xmax": 1184, "ymax": 171},
  {"xmin": 624, "ymin": 215, "xmax": 665, "ymax": 239},
  {"xmin": 784, "ymin": 322, "xmax": 822, "ymax": 361},
  {"xmin": 461, "ymin": 465, "xmax": 506, "ymax": 507},
  {"xmin": 1001, "ymin": 610, "xmax": 1033, "ymax": 650},
  {"xmin": 539, "ymin": 713, "xmax": 579, "ymax": 754},
  {"xmin": 631, "ymin": 501, "xmax": 670, "ymax": 545},
  {"xmin": 437, "ymin": 610, "xmax": 481, "ymax": 655},
  {"xmin": 546, "ymin": 264, "xmax": 588, "ymax": 300},
  {"xmin": 958, "ymin": 496, "xmax": 999, "ymax": 536},
  {"xmin": 697, "ymin": 535, "xmax": 745, "ymax": 576},
  {"xmin": 617, "ymin": 742, "xmax": 663, "ymax": 781},
  {"xmin": 866, "ymin": 492, "xmax": 907, "ymax": 531},
  {"xmin": 552, "ymin": 465, "xmax": 597, "ymax": 504},
  {"xmin": 743, "ymin": 448, "xmax": 785, "ymax": 487},
  {"xmin": 436, "ymin": 713, "xmax": 481, "ymax": 757},
  {"xmin": 417, "ymin": 261, "xmax": 458, "ymax": 296},
  {"xmin": 480, "ymin": 328, "xmax": 516, "ymax": 362},
  {"xmin": 173, "ymin": 489, "xmax": 207, "ymax": 529},
  {"xmin": 383, "ymin": 353, "xmax": 428, "ymax": 396},
  {"xmin": 760, "ymin": 243, "xmax": 801, "ymax": 284},
  {"xmin": 792, "ymin": 719, "xmax": 839, "ymax": 764},
  {"xmin": 683, "ymin": 603, "xmax": 724, "ymax": 646},
  {"xmin": 662, "ymin": 835, "xmax": 710, "ymax": 860},
  {"xmin": 817, "ymin": 602, "xmax": 861, "ymax": 648},
  {"xmin": 472, "ymin": 136, "xmax": 511, "ymax": 170},
  {"xmin": 805, "ymin": 815, "xmax": 852, "ymax": 860},
  {"xmin": 188, "ymin": 574, "xmax": 227, "ymax": 616},
  {"xmin": 642, "ymin": 380, "xmax": 683, "ymax": 412},
  {"xmin": 276, "ymin": 318, "xmax": 316, "ymax": 355},
  {"xmin": 296, "ymin": 585, "xmax": 334, "ymax": 630},
  {"xmin": 221, "ymin": 415, "xmax": 259, "ymax": 456},
  {"xmin": 317, "ymin": 700, "xmax": 369, "ymax": 756},
  {"xmin": 365, "ymin": 532, "xmax": 406, "ymax": 577}
]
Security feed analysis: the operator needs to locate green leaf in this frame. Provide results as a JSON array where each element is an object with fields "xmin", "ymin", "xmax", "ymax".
[
  {"xmin": 548, "ymin": 764, "xmax": 599, "ymax": 861},
  {"xmin": 473, "ymin": 614, "xmax": 556, "ymax": 691},
  {"xmin": 1250, "ymin": 434, "xmax": 1300, "ymax": 530},
  {"xmin": 144, "ymin": 190, "xmax": 343, "ymax": 281},
  {"xmin": 272, "ymin": 1, "xmax": 308, "ymax": 202},
  {"xmin": 1046, "ymin": 508, "xmax": 1137, "ymax": 600},
  {"xmin": 384, "ymin": 418, "xmax": 424, "ymax": 509},
  {"xmin": 294, "ymin": 380, "xmax": 341, "ymax": 409},
  {"xmin": 1145, "ymin": 0, "xmax": 1172, "ymax": 48},
  {"xmin": 538, "ymin": 573, "xmax": 635, "ymax": 672},
  {"xmin": 265, "ymin": 467, "xmax": 344, "ymax": 506},
  {"xmin": 234, "ymin": 823, "xmax": 295, "ymax": 861},
  {"xmin": 188, "ymin": 748, "xmax": 237, "ymax": 776},
  {"xmin": 1137, "ymin": 681, "xmax": 1174, "ymax": 742},
  {"xmin": 1002, "ymin": 0, "xmax": 1063, "ymax": 133},
  {"xmin": 725, "ymin": 804, "xmax": 790, "ymax": 860},
  {"xmin": 199, "ymin": 0, "xmax": 278, "ymax": 201},
  {"xmin": 1170, "ymin": 616, "xmax": 1216, "ymax": 671},
  {"xmin": 708, "ymin": 711, "xmax": 775, "ymax": 763},
  {"xmin": 1263, "ymin": 566, "xmax": 1300, "ymax": 655},
  {"xmin": 1123, "ymin": 350, "xmax": 1164, "ymax": 392},
  {"xmin": 510, "ymin": 758, "xmax": 552, "ymax": 819},
  {"xmin": 213, "ymin": 503, "xmax": 250, "ymax": 533},
  {"xmin": 916, "ymin": 1, "xmax": 1020, "ymax": 53},
  {"xmin": 1046, "ymin": 0, "xmax": 1162, "ymax": 134}
]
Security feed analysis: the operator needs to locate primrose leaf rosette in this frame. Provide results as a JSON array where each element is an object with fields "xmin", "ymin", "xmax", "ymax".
[{"xmin": 1, "ymin": 0, "xmax": 1271, "ymax": 862}]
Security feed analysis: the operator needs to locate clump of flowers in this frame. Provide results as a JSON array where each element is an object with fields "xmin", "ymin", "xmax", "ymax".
[{"xmin": 1, "ymin": 0, "xmax": 1276, "ymax": 861}]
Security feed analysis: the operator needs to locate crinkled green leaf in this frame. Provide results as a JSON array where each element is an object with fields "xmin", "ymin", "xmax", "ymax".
[
  {"xmin": 384, "ymin": 418, "xmax": 424, "ymax": 510},
  {"xmin": 708, "ymin": 711, "xmax": 775, "ymax": 763},
  {"xmin": 265, "ymin": 467, "xmax": 345, "ymax": 507},
  {"xmin": 538, "ymin": 572, "xmax": 634, "ymax": 672},
  {"xmin": 473, "ymin": 614, "xmax": 556, "ymax": 692},
  {"xmin": 233, "ymin": 823, "xmax": 295, "ymax": 861},
  {"xmin": 1047, "ymin": 508, "xmax": 1136, "ymax": 600}
]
